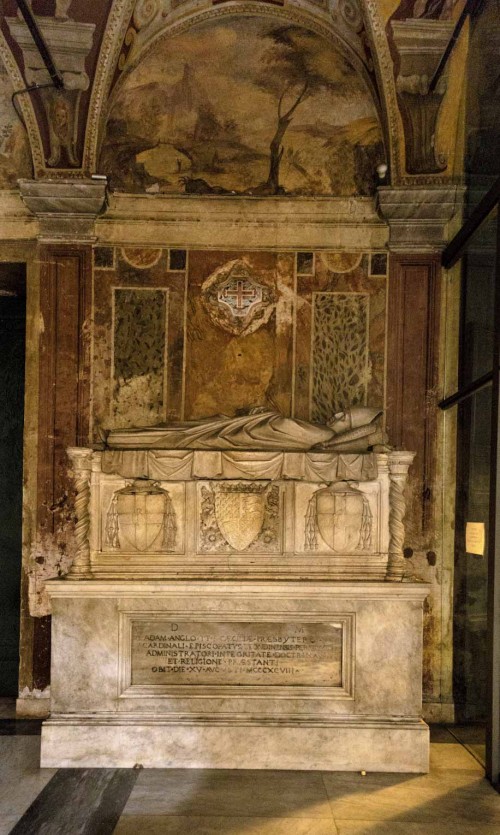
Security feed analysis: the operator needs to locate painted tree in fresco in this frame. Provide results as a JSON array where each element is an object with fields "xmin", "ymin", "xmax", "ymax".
[{"xmin": 255, "ymin": 26, "xmax": 355, "ymax": 194}]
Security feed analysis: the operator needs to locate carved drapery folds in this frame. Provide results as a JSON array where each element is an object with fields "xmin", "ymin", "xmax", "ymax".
[
  {"xmin": 391, "ymin": 20, "xmax": 454, "ymax": 174},
  {"xmin": 67, "ymin": 446, "xmax": 415, "ymax": 582}
]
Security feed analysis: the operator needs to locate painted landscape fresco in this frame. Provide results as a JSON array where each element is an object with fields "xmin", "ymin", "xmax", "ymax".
[
  {"xmin": 99, "ymin": 16, "xmax": 385, "ymax": 196},
  {"xmin": 0, "ymin": 61, "xmax": 32, "ymax": 188}
]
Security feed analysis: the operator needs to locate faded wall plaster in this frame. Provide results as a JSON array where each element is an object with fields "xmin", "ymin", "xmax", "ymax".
[
  {"xmin": 91, "ymin": 246, "xmax": 386, "ymax": 438},
  {"xmin": 0, "ymin": 59, "xmax": 32, "ymax": 187}
]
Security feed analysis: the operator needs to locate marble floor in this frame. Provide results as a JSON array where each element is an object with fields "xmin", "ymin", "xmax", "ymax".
[{"xmin": 0, "ymin": 698, "xmax": 498, "ymax": 835}]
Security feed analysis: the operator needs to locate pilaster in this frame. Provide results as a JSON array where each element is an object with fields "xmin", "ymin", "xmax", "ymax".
[
  {"xmin": 378, "ymin": 184, "xmax": 460, "ymax": 714},
  {"xmin": 22, "ymin": 222, "xmax": 94, "ymax": 700}
]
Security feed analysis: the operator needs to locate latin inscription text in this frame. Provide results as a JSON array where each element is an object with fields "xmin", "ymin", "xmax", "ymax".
[{"xmin": 131, "ymin": 621, "xmax": 342, "ymax": 687}]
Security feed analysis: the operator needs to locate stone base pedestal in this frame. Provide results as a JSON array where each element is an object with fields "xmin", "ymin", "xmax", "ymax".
[
  {"xmin": 41, "ymin": 580, "xmax": 430, "ymax": 772},
  {"xmin": 41, "ymin": 716, "xmax": 429, "ymax": 771}
]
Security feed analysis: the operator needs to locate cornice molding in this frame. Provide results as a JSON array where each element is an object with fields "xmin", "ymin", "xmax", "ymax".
[
  {"xmin": 376, "ymin": 184, "xmax": 466, "ymax": 252},
  {"xmin": 96, "ymin": 192, "xmax": 388, "ymax": 249},
  {"xmin": 19, "ymin": 177, "xmax": 107, "ymax": 240}
]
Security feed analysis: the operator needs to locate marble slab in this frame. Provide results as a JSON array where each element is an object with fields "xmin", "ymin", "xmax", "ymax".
[
  {"xmin": 41, "ymin": 718, "xmax": 429, "ymax": 772},
  {"xmin": 9, "ymin": 767, "xmax": 138, "ymax": 835}
]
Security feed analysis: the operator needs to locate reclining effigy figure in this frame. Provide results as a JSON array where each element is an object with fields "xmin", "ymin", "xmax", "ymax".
[{"xmin": 105, "ymin": 406, "xmax": 388, "ymax": 453}]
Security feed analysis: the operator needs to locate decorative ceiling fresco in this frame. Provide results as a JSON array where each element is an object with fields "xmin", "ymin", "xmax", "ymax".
[
  {"xmin": 0, "ymin": 59, "xmax": 32, "ymax": 187},
  {"xmin": 384, "ymin": 0, "xmax": 465, "ymax": 176},
  {"xmin": 390, "ymin": 0, "xmax": 457, "ymax": 19},
  {"xmin": 99, "ymin": 15, "xmax": 385, "ymax": 197},
  {"xmin": 0, "ymin": 0, "xmax": 469, "ymax": 184},
  {"xmin": 463, "ymin": 0, "xmax": 500, "ymax": 197},
  {"xmin": 0, "ymin": 0, "xmax": 114, "ymax": 175}
]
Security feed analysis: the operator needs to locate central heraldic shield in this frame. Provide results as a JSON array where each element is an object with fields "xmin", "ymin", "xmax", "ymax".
[{"xmin": 214, "ymin": 484, "xmax": 266, "ymax": 551}]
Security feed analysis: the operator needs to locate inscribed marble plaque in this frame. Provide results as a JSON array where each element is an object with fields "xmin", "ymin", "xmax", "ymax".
[{"xmin": 131, "ymin": 621, "xmax": 342, "ymax": 686}]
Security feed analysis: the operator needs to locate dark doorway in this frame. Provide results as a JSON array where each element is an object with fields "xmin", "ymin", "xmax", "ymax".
[{"xmin": 0, "ymin": 264, "xmax": 26, "ymax": 696}]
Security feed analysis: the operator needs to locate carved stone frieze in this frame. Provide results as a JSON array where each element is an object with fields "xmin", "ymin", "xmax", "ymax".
[
  {"xmin": 101, "ymin": 447, "xmax": 380, "ymax": 482},
  {"xmin": 69, "ymin": 444, "xmax": 411, "ymax": 580},
  {"xmin": 391, "ymin": 20, "xmax": 454, "ymax": 175}
]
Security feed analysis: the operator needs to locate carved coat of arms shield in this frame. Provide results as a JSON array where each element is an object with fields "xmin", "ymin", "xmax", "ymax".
[
  {"xmin": 214, "ymin": 484, "xmax": 266, "ymax": 551},
  {"xmin": 305, "ymin": 482, "xmax": 372, "ymax": 553},
  {"xmin": 106, "ymin": 480, "xmax": 177, "ymax": 552}
]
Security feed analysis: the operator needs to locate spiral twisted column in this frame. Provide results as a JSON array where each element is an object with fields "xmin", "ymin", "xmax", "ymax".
[
  {"xmin": 386, "ymin": 451, "xmax": 415, "ymax": 582},
  {"xmin": 67, "ymin": 447, "xmax": 93, "ymax": 578}
]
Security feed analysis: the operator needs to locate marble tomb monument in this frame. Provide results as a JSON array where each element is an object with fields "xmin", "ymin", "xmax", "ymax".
[{"xmin": 41, "ymin": 408, "xmax": 430, "ymax": 771}]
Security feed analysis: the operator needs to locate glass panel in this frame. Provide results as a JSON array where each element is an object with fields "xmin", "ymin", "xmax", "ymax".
[
  {"xmin": 465, "ymin": 1, "xmax": 500, "ymax": 214},
  {"xmin": 454, "ymin": 384, "xmax": 491, "ymax": 735},
  {"xmin": 460, "ymin": 206, "xmax": 497, "ymax": 386}
]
